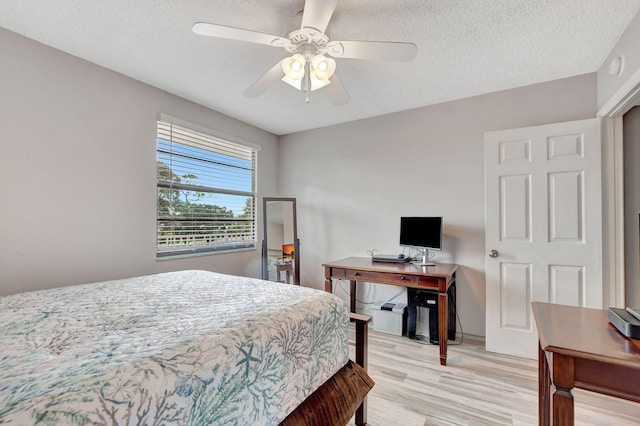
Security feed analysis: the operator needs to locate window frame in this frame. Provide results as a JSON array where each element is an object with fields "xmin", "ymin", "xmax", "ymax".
[{"xmin": 155, "ymin": 117, "xmax": 258, "ymax": 258}]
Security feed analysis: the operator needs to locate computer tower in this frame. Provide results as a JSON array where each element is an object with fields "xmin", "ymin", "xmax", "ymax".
[{"xmin": 406, "ymin": 284, "xmax": 456, "ymax": 344}]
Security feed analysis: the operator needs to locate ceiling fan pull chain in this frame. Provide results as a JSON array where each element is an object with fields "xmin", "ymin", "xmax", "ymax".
[{"xmin": 303, "ymin": 56, "xmax": 312, "ymax": 103}]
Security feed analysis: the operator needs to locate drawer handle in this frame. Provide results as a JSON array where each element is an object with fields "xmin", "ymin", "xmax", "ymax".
[
  {"xmin": 400, "ymin": 276, "xmax": 407, "ymax": 281},
  {"xmin": 354, "ymin": 272, "xmax": 360, "ymax": 277}
]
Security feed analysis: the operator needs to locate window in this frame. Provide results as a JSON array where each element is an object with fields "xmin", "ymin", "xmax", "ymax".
[{"xmin": 156, "ymin": 120, "xmax": 257, "ymax": 257}]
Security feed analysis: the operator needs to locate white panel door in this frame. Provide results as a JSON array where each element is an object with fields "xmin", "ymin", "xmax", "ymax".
[{"xmin": 485, "ymin": 118, "xmax": 602, "ymax": 359}]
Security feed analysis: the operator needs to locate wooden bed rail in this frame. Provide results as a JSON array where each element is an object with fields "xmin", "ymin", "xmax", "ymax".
[{"xmin": 350, "ymin": 312, "xmax": 372, "ymax": 426}]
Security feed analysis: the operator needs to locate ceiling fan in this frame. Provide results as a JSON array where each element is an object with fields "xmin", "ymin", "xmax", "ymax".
[{"xmin": 192, "ymin": 0, "xmax": 417, "ymax": 104}]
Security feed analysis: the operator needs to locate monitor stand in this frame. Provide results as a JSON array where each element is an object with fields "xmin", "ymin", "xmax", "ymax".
[{"xmin": 415, "ymin": 249, "xmax": 436, "ymax": 266}]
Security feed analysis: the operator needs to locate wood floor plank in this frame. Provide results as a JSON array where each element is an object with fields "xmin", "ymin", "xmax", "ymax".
[{"xmin": 349, "ymin": 327, "xmax": 640, "ymax": 425}]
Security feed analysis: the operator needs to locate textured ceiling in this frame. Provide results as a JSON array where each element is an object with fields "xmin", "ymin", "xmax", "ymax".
[{"xmin": 1, "ymin": 0, "xmax": 639, "ymax": 135}]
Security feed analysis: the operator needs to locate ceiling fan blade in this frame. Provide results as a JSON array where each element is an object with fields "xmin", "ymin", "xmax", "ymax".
[
  {"xmin": 324, "ymin": 74, "xmax": 350, "ymax": 105},
  {"xmin": 327, "ymin": 40, "xmax": 418, "ymax": 62},
  {"xmin": 244, "ymin": 60, "xmax": 285, "ymax": 98},
  {"xmin": 300, "ymin": 0, "xmax": 338, "ymax": 33},
  {"xmin": 193, "ymin": 22, "xmax": 291, "ymax": 49}
]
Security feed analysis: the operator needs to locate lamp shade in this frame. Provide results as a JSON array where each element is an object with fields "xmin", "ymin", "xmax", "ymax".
[
  {"xmin": 282, "ymin": 54, "xmax": 305, "ymax": 80},
  {"xmin": 311, "ymin": 55, "xmax": 336, "ymax": 81},
  {"xmin": 282, "ymin": 74, "xmax": 332, "ymax": 91}
]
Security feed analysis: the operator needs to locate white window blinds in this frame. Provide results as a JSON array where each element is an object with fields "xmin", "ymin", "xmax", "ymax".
[{"xmin": 156, "ymin": 120, "xmax": 257, "ymax": 257}]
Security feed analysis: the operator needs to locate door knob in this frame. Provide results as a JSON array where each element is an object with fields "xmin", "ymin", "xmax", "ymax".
[{"xmin": 488, "ymin": 249, "xmax": 499, "ymax": 258}]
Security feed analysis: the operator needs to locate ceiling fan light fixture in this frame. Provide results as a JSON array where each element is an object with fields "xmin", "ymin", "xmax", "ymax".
[
  {"xmin": 281, "ymin": 73, "xmax": 331, "ymax": 91},
  {"xmin": 282, "ymin": 53, "xmax": 334, "ymax": 92},
  {"xmin": 193, "ymin": 0, "xmax": 418, "ymax": 104},
  {"xmin": 311, "ymin": 78, "xmax": 332, "ymax": 91},
  {"xmin": 282, "ymin": 54, "xmax": 306, "ymax": 80},
  {"xmin": 311, "ymin": 55, "xmax": 336, "ymax": 81}
]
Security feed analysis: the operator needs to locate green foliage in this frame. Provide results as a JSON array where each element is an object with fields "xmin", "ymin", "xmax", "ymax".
[
  {"xmin": 157, "ymin": 162, "xmax": 180, "ymax": 216},
  {"xmin": 157, "ymin": 162, "xmax": 254, "ymax": 247}
]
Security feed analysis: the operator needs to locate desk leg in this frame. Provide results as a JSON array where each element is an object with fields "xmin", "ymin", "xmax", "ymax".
[
  {"xmin": 552, "ymin": 353, "xmax": 575, "ymax": 426},
  {"xmin": 323, "ymin": 274, "xmax": 356, "ymax": 314},
  {"xmin": 438, "ymin": 291, "xmax": 448, "ymax": 366},
  {"xmin": 324, "ymin": 276, "xmax": 333, "ymax": 293},
  {"xmin": 538, "ymin": 342, "xmax": 550, "ymax": 426},
  {"xmin": 350, "ymin": 280, "xmax": 357, "ymax": 313}
]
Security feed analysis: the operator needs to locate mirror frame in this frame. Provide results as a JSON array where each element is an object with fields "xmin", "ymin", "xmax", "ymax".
[{"xmin": 262, "ymin": 197, "xmax": 300, "ymax": 285}]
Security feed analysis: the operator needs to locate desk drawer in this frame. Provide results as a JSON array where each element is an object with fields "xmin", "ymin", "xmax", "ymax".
[
  {"xmin": 329, "ymin": 267, "xmax": 346, "ymax": 278},
  {"xmin": 418, "ymin": 276, "xmax": 440, "ymax": 288},
  {"xmin": 346, "ymin": 269, "xmax": 419, "ymax": 286}
]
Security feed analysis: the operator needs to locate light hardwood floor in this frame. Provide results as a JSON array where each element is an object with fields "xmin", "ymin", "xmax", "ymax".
[{"xmin": 349, "ymin": 327, "xmax": 640, "ymax": 426}]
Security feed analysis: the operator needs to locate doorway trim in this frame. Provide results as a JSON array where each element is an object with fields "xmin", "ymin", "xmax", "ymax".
[
  {"xmin": 601, "ymin": 117, "xmax": 625, "ymax": 307},
  {"xmin": 598, "ymin": 71, "xmax": 640, "ymax": 308}
]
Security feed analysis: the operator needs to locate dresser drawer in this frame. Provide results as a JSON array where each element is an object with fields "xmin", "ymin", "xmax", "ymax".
[{"xmin": 345, "ymin": 269, "xmax": 419, "ymax": 286}]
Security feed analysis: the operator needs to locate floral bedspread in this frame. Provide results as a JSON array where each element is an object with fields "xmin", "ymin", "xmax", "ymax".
[{"xmin": 0, "ymin": 270, "xmax": 350, "ymax": 425}]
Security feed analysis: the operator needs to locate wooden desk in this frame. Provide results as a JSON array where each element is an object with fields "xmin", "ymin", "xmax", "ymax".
[
  {"xmin": 276, "ymin": 263, "xmax": 293, "ymax": 284},
  {"xmin": 323, "ymin": 257, "xmax": 458, "ymax": 366},
  {"xmin": 532, "ymin": 302, "xmax": 640, "ymax": 425}
]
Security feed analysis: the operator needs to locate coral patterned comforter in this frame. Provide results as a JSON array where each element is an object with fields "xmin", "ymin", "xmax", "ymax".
[{"xmin": 0, "ymin": 270, "xmax": 350, "ymax": 425}]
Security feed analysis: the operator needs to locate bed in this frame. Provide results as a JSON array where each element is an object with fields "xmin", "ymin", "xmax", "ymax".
[{"xmin": 0, "ymin": 270, "xmax": 373, "ymax": 425}]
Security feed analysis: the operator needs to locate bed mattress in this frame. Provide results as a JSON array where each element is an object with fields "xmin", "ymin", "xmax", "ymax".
[{"xmin": 0, "ymin": 270, "xmax": 350, "ymax": 425}]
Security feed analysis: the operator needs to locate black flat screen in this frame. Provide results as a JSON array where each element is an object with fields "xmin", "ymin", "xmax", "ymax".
[{"xmin": 399, "ymin": 217, "xmax": 442, "ymax": 250}]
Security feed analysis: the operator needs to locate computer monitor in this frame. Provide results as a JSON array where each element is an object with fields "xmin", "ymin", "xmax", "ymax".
[{"xmin": 400, "ymin": 217, "xmax": 442, "ymax": 265}]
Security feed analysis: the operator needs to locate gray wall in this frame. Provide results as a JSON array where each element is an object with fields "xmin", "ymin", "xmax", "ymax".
[
  {"xmin": 279, "ymin": 74, "xmax": 597, "ymax": 336},
  {"xmin": 598, "ymin": 10, "xmax": 640, "ymax": 112},
  {"xmin": 0, "ymin": 28, "xmax": 279, "ymax": 295},
  {"xmin": 624, "ymin": 106, "xmax": 640, "ymax": 306}
]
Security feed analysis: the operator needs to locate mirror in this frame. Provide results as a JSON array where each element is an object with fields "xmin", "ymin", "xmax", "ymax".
[{"xmin": 262, "ymin": 197, "xmax": 300, "ymax": 284}]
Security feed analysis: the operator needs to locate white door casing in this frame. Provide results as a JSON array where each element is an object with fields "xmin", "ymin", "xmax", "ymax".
[{"xmin": 485, "ymin": 118, "xmax": 603, "ymax": 359}]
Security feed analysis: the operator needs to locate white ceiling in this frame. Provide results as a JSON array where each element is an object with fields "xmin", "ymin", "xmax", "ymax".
[{"xmin": 1, "ymin": 0, "xmax": 639, "ymax": 135}]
